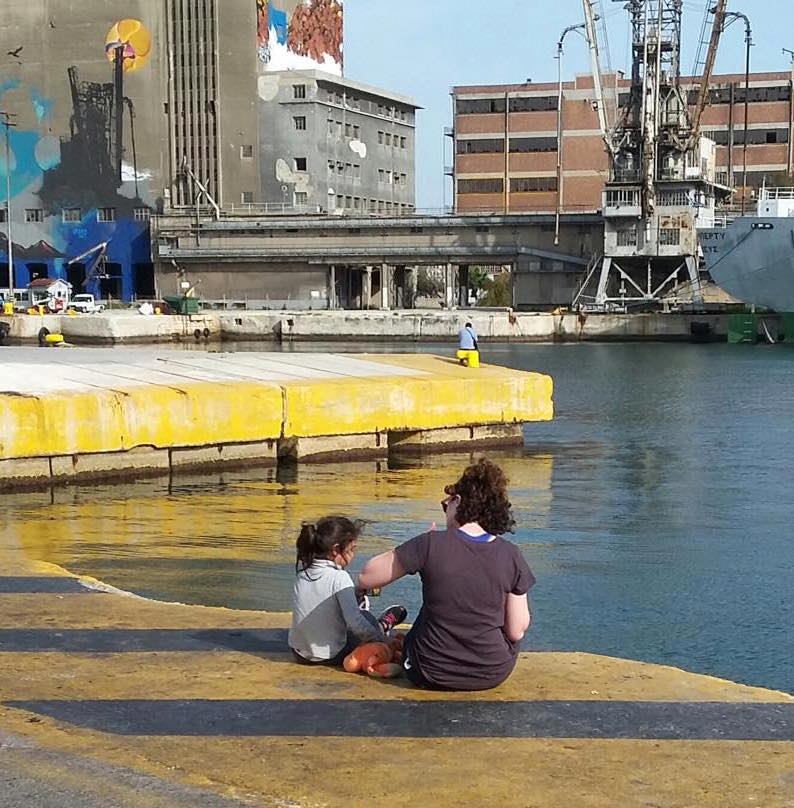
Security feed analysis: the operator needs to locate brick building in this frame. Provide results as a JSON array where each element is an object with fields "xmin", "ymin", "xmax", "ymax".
[{"xmin": 451, "ymin": 71, "xmax": 794, "ymax": 215}]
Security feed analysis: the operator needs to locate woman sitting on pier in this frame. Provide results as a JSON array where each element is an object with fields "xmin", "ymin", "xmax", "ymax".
[{"xmin": 358, "ymin": 458, "xmax": 535, "ymax": 691}]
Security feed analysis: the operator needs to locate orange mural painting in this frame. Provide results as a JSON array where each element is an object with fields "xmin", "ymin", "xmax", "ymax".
[{"xmin": 105, "ymin": 19, "xmax": 152, "ymax": 73}]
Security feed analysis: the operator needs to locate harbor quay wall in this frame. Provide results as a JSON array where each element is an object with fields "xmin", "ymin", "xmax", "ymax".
[
  {"xmin": 0, "ymin": 352, "xmax": 553, "ymax": 489},
  {"xmin": 3, "ymin": 310, "xmax": 729, "ymax": 345}
]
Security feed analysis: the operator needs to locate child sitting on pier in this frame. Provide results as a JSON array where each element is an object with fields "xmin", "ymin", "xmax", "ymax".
[{"xmin": 288, "ymin": 516, "xmax": 407, "ymax": 665}]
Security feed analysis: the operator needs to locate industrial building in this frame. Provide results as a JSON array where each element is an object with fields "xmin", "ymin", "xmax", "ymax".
[
  {"xmin": 451, "ymin": 70, "xmax": 794, "ymax": 215},
  {"xmin": 258, "ymin": 70, "xmax": 417, "ymax": 215},
  {"xmin": 0, "ymin": 0, "xmax": 418, "ymax": 303}
]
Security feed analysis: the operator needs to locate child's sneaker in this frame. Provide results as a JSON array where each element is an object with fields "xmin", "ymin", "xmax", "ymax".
[{"xmin": 377, "ymin": 604, "xmax": 407, "ymax": 635}]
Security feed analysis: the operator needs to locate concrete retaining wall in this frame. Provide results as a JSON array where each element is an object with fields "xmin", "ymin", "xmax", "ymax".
[{"xmin": 2, "ymin": 310, "xmax": 728, "ymax": 346}]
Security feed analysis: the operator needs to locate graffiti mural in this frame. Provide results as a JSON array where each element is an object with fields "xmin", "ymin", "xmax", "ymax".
[
  {"xmin": 257, "ymin": 0, "xmax": 343, "ymax": 75},
  {"xmin": 105, "ymin": 19, "xmax": 152, "ymax": 73},
  {"xmin": 0, "ymin": 19, "xmax": 156, "ymax": 301}
]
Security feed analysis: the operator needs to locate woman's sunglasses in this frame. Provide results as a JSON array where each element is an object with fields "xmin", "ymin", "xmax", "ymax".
[{"xmin": 441, "ymin": 494, "xmax": 458, "ymax": 513}]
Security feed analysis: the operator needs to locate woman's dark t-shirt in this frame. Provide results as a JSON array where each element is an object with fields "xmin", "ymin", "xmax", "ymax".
[{"xmin": 394, "ymin": 528, "xmax": 535, "ymax": 691}]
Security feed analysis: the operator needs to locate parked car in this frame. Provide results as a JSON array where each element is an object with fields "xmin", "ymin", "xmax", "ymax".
[{"xmin": 70, "ymin": 294, "xmax": 105, "ymax": 314}]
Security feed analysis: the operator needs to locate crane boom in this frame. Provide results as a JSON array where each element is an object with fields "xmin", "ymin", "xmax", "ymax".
[
  {"xmin": 581, "ymin": 0, "xmax": 615, "ymax": 157},
  {"xmin": 687, "ymin": 0, "xmax": 727, "ymax": 148}
]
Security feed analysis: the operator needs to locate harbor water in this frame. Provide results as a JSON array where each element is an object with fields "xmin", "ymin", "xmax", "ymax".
[{"xmin": 3, "ymin": 342, "xmax": 793, "ymax": 693}]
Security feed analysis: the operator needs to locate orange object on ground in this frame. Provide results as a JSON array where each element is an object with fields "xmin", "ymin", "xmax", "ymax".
[{"xmin": 343, "ymin": 634, "xmax": 404, "ymax": 678}]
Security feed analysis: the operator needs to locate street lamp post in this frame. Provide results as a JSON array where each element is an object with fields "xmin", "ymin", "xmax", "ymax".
[
  {"xmin": 1, "ymin": 112, "xmax": 17, "ymax": 302},
  {"xmin": 723, "ymin": 12, "xmax": 752, "ymax": 215},
  {"xmin": 555, "ymin": 23, "xmax": 586, "ymax": 246}
]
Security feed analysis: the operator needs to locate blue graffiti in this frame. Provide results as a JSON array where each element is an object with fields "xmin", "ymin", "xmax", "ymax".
[
  {"xmin": 0, "ymin": 79, "xmax": 21, "ymax": 99},
  {"xmin": 0, "ymin": 130, "xmax": 61, "ymax": 196},
  {"xmin": 30, "ymin": 90, "xmax": 53, "ymax": 123}
]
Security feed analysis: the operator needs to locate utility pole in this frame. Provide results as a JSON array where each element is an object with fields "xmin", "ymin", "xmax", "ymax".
[
  {"xmin": 555, "ymin": 23, "xmax": 586, "ymax": 246},
  {"xmin": 1, "ymin": 111, "xmax": 17, "ymax": 301},
  {"xmin": 723, "ymin": 12, "xmax": 752, "ymax": 214},
  {"xmin": 783, "ymin": 48, "xmax": 794, "ymax": 176}
]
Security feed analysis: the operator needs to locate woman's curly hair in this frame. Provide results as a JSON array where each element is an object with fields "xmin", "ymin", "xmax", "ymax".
[{"xmin": 446, "ymin": 458, "xmax": 515, "ymax": 535}]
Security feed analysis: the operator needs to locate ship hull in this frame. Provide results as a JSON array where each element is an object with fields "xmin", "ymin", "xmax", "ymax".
[{"xmin": 699, "ymin": 218, "xmax": 794, "ymax": 311}]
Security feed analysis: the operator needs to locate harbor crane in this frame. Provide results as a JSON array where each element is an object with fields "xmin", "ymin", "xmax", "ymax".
[{"xmin": 574, "ymin": 0, "xmax": 730, "ymax": 311}]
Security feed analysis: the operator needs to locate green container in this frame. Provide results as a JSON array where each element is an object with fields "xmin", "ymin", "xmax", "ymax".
[
  {"xmin": 164, "ymin": 295, "xmax": 200, "ymax": 315},
  {"xmin": 782, "ymin": 313, "xmax": 794, "ymax": 343},
  {"xmin": 727, "ymin": 313, "xmax": 758, "ymax": 344}
]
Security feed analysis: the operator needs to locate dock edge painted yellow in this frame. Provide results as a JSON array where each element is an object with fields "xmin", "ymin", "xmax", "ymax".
[
  {"xmin": 0, "ymin": 356, "xmax": 553, "ymax": 461},
  {"xmin": 0, "ymin": 382, "xmax": 284, "ymax": 460}
]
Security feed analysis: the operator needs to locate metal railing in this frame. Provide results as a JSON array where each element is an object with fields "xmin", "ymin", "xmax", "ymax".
[
  {"xmin": 161, "ymin": 203, "xmax": 602, "ymax": 221},
  {"xmin": 761, "ymin": 187, "xmax": 794, "ymax": 200}
]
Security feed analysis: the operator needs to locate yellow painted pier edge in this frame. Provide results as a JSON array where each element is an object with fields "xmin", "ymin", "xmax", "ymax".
[{"xmin": 0, "ymin": 354, "xmax": 553, "ymax": 488}]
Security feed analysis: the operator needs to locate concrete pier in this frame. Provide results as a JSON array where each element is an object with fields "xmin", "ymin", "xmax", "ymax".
[
  {"xmin": 0, "ymin": 349, "xmax": 553, "ymax": 488},
  {"xmin": 0, "ymin": 550, "xmax": 792, "ymax": 807},
  {"xmin": 1, "ymin": 309, "xmax": 729, "ymax": 346}
]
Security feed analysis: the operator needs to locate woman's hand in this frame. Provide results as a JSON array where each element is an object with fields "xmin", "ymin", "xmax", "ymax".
[{"xmin": 359, "ymin": 550, "xmax": 406, "ymax": 590}]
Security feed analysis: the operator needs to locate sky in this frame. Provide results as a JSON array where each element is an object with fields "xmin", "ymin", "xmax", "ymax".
[{"xmin": 343, "ymin": 0, "xmax": 794, "ymax": 209}]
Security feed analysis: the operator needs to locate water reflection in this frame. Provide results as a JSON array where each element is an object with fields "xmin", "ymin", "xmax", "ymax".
[{"xmin": 4, "ymin": 450, "xmax": 553, "ymax": 613}]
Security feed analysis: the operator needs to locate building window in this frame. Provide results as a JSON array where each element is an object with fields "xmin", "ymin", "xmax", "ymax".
[
  {"xmin": 458, "ymin": 178, "xmax": 504, "ymax": 194},
  {"xmin": 510, "ymin": 136, "xmax": 559, "ymax": 153},
  {"xmin": 377, "ymin": 131, "xmax": 384, "ymax": 144},
  {"xmin": 62, "ymin": 208, "xmax": 82, "ymax": 223},
  {"xmin": 294, "ymin": 116, "xmax": 306, "ymax": 130},
  {"xmin": 455, "ymin": 97, "xmax": 507, "ymax": 115},
  {"xmin": 240, "ymin": 144, "xmax": 254, "ymax": 159},
  {"xmin": 605, "ymin": 189, "xmax": 641, "ymax": 207},
  {"xmin": 328, "ymin": 160, "xmax": 335, "ymax": 176},
  {"xmin": 25, "ymin": 208, "xmax": 44, "ymax": 223},
  {"xmin": 352, "ymin": 125, "xmax": 360, "ymax": 139},
  {"xmin": 353, "ymin": 197, "xmax": 361, "ymax": 210},
  {"xmin": 657, "ymin": 190, "xmax": 690, "ymax": 207},
  {"xmin": 378, "ymin": 169, "xmax": 385, "ymax": 184},
  {"xmin": 510, "ymin": 176, "xmax": 558, "ymax": 193},
  {"xmin": 0, "ymin": 208, "xmax": 6, "ymax": 223},
  {"xmin": 327, "ymin": 118, "xmax": 335, "ymax": 135},
  {"xmin": 293, "ymin": 84, "xmax": 306, "ymax": 99},
  {"xmin": 369, "ymin": 199, "xmax": 377, "ymax": 212},
  {"xmin": 336, "ymin": 194, "xmax": 343, "ymax": 208},
  {"xmin": 385, "ymin": 132, "xmax": 392, "ymax": 146},
  {"xmin": 294, "ymin": 157, "xmax": 307, "ymax": 172},
  {"xmin": 345, "ymin": 162, "xmax": 353, "ymax": 178},
  {"xmin": 344, "ymin": 122, "xmax": 352, "ymax": 138},
  {"xmin": 378, "ymin": 104, "xmax": 385, "ymax": 116},
  {"xmin": 457, "ymin": 138, "xmax": 505, "ymax": 155},
  {"xmin": 294, "ymin": 191, "xmax": 308, "ymax": 206},
  {"xmin": 96, "ymin": 208, "xmax": 115, "ymax": 222},
  {"xmin": 345, "ymin": 195, "xmax": 352, "ymax": 208},
  {"xmin": 616, "ymin": 226, "xmax": 638, "ymax": 248},
  {"xmin": 400, "ymin": 136, "xmax": 406, "ymax": 149},
  {"xmin": 659, "ymin": 227, "xmax": 680, "ymax": 246},
  {"xmin": 133, "ymin": 207, "xmax": 151, "ymax": 222},
  {"xmin": 353, "ymin": 164, "xmax": 361, "ymax": 181},
  {"xmin": 241, "ymin": 191, "xmax": 254, "ymax": 204}
]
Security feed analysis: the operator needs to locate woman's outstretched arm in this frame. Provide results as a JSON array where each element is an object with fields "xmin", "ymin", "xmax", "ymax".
[
  {"xmin": 359, "ymin": 550, "xmax": 406, "ymax": 590},
  {"xmin": 503, "ymin": 593, "xmax": 531, "ymax": 643}
]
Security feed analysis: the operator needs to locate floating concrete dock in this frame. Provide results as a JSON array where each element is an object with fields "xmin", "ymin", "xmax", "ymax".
[
  {"xmin": 0, "ymin": 549, "xmax": 792, "ymax": 807},
  {"xmin": 0, "ymin": 348, "xmax": 552, "ymax": 488}
]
